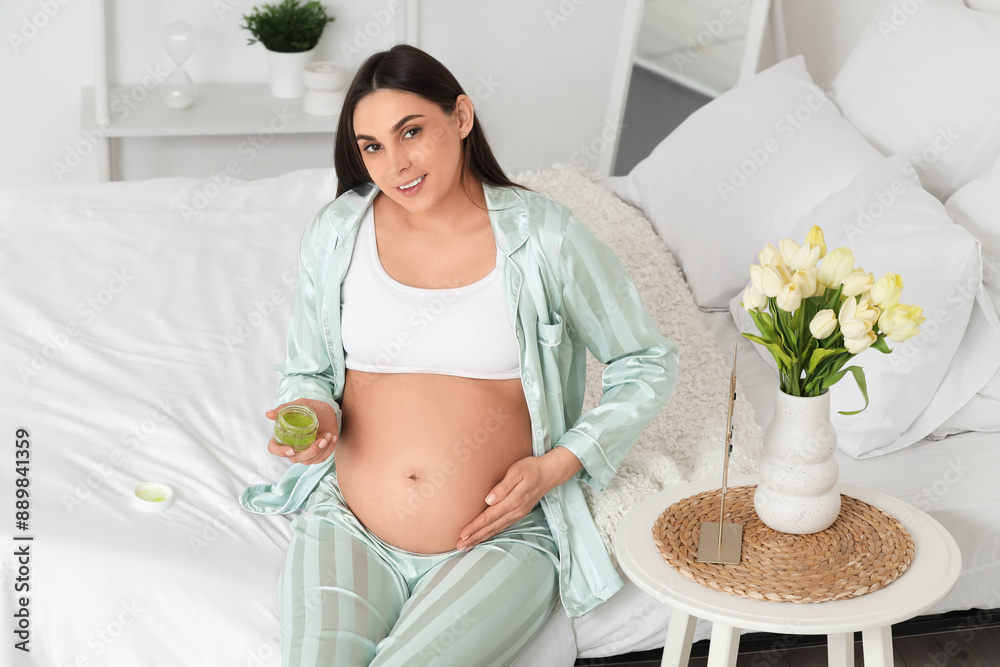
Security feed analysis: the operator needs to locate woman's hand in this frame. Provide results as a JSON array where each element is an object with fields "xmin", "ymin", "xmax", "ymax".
[
  {"xmin": 455, "ymin": 447, "xmax": 583, "ymax": 551},
  {"xmin": 265, "ymin": 398, "xmax": 339, "ymax": 466}
]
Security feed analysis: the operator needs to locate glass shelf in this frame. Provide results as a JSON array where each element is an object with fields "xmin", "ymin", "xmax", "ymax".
[{"xmin": 81, "ymin": 82, "xmax": 341, "ymax": 138}]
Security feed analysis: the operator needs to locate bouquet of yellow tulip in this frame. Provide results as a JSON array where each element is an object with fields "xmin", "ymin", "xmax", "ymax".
[{"xmin": 741, "ymin": 225, "xmax": 925, "ymax": 414}]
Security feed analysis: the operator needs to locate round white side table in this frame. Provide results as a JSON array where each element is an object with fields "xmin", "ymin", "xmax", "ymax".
[{"xmin": 614, "ymin": 475, "xmax": 961, "ymax": 667}]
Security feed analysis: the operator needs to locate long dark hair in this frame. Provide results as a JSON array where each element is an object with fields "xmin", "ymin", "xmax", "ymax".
[{"xmin": 334, "ymin": 44, "xmax": 525, "ymax": 198}]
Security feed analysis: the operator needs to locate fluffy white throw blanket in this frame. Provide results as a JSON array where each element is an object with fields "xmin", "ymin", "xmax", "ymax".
[{"xmin": 515, "ymin": 167, "xmax": 764, "ymax": 567}]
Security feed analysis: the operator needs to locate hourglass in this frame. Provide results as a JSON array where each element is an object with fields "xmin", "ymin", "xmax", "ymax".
[{"xmin": 162, "ymin": 21, "xmax": 196, "ymax": 110}]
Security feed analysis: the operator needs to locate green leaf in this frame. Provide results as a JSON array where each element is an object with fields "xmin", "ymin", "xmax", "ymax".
[
  {"xmin": 775, "ymin": 305, "xmax": 797, "ymax": 349},
  {"xmin": 803, "ymin": 374, "xmax": 826, "ymax": 395},
  {"xmin": 807, "ymin": 347, "xmax": 842, "ymax": 374},
  {"xmin": 748, "ymin": 307, "xmax": 777, "ymax": 340},
  {"xmin": 872, "ymin": 336, "xmax": 892, "ymax": 354},
  {"xmin": 769, "ymin": 298, "xmax": 783, "ymax": 322},
  {"xmin": 742, "ymin": 333, "xmax": 793, "ymax": 369},
  {"xmin": 824, "ymin": 284, "xmax": 844, "ymax": 310},
  {"xmin": 791, "ymin": 304, "xmax": 804, "ymax": 334},
  {"xmin": 822, "ymin": 365, "xmax": 869, "ymax": 415},
  {"xmin": 804, "ymin": 350, "xmax": 847, "ymax": 394}
]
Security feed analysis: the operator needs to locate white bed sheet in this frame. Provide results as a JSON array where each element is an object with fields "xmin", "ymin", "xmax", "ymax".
[
  {"xmin": 2, "ymin": 168, "xmax": 996, "ymax": 667},
  {"xmin": 0, "ymin": 169, "xmax": 346, "ymax": 667},
  {"xmin": 0, "ymin": 167, "xmax": 691, "ymax": 667}
]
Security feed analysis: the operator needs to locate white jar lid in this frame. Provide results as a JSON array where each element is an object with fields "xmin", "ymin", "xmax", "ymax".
[
  {"xmin": 303, "ymin": 61, "xmax": 349, "ymax": 92},
  {"xmin": 133, "ymin": 482, "xmax": 174, "ymax": 512}
]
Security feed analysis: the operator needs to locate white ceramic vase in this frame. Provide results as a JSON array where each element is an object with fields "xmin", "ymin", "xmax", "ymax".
[
  {"xmin": 753, "ymin": 387, "xmax": 842, "ymax": 534},
  {"xmin": 265, "ymin": 48, "xmax": 315, "ymax": 98}
]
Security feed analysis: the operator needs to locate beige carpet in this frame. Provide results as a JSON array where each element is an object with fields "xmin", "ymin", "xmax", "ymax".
[{"xmin": 515, "ymin": 166, "xmax": 764, "ymax": 567}]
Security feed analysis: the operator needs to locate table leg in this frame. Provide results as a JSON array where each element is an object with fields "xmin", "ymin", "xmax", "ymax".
[
  {"xmin": 827, "ymin": 632, "xmax": 855, "ymax": 667},
  {"xmin": 706, "ymin": 623, "xmax": 740, "ymax": 667},
  {"xmin": 660, "ymin": 610, "xmax": 695, "ymax": 667},
  {"xmin": 862, "ymin": 626, "xmax": 894, "ymax": 667}
]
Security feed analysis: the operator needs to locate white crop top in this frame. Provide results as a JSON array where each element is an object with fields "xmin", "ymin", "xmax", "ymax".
[{"xmin": 341, "ymin": 206, "xmax": 521, "ymax": 380}]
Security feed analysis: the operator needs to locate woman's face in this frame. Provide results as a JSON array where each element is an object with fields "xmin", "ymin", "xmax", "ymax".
[{"xmin": 353, "ymin": 89, "xmax": 473, "ymax": 214}]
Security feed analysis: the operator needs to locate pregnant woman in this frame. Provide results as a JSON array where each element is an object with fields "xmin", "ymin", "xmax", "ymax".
[{"xmin": 240, "ymin": 44, "xmax": 679, "ymax": 666}]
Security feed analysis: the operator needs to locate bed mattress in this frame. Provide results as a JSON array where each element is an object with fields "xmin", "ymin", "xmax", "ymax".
[{"xmin": 1, "ymin": 167, "xmax": 997, "ymax": 667}]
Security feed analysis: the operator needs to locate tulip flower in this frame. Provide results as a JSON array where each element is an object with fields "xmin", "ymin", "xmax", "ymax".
[
  {"xmin": 779, "ymin": 238, "xmax": 799, "ymax": 266},
  {"xmin": 760, "ymin": 263, "xmax": 793, "ymax": 298},
  {"xmin": 776, "ymin": 282, "xmax": 802, "ymax": 312},
  {"xmin": 743, "ymin": 283, "xmax": 767, "ymax": 311},
  {"xmin": 871, "ymin": 273, "xmax": 904, "ymax": 309},
  {"xmin": 840, "ymin": 317, "xmax": 873, "ymax": 340},
  {"xmin": 749, "ymin": 264, "xmax": 764, "ymax": 295},
  {"xmin": 780, "ymin": 238, "xmax": 822, "ymax": 271},
  {"xmin": 791, "ymin": 267, "xmax": 819, "ymax": 299},
  {"xmin": 758, "ymin": 243, "xmax": 783, "ymax": 269},
  {"xmin": 809, "ymin": 309, "xmax": 837, "ymax": 339},
  {"xmin": 854, "ymin": 297, "xmax": 880, "ymax": 325},
  {"xmin": 838, "ymin": 295, "xmax": 858, "ymax": 322},
  {"xmin": 805, "ymin": 225, "xmax": 827, "ymax": 259},
  {"xmin": 844, "ymin": 331, "xmax": 877, "ymax": 354},
  {"xmin": 839, "ymin": 295, "xmax": 874, "ymax": 338},
  {"xmin": 817, "ymin": 247, "xmax": 855, "ymax": 288},
  {"xmin": 841, "ymin": 269, "xmax": 875, "ymax": 297},
  {"xmin": 878, "ymin": 304, "xmax": 925, "ymax": 342}
]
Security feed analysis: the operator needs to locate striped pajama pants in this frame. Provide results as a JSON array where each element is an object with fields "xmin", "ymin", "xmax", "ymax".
[{"xmin": 279, "ymin": 465, "xmax": 561, "ymax": 666}]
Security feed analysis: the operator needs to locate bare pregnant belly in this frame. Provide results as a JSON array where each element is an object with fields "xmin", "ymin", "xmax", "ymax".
[{"xmin": 334, "ymin": 369, "xmax": 534, "ymax": 554}]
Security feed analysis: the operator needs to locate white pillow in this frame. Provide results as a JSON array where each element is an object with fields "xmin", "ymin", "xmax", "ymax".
[
  {"xmin": 945, "ymin": 155, "xmax": 1000, "ymax": 310},
  {"xmin": 926, "ymin": 329, "xmax": 1000, "ymax": 439},
  {"xmin": 966, "ymin": 0, "xmax": 1000, "ymax": 13},
  {"xmin": 613, "ymin": 55, "xmax": 884, "ymax": 310},
  {"xmin": 829, "ymin": 2, "xmax": 1000, "ymax": 202},
  {"xmin": 930, "ymin": 154, "xmax": 1000, "ymax": 438},
  {"xmin": 730, "ymin": 155, "xmax": 1000, "ymax": 459}
]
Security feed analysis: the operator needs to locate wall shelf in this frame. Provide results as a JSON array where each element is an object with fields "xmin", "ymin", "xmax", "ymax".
[
  {"xmin": 87, "ymin": 0, "xmax": 418, "ymax": 181},
  {"xmin": 81, "ymin": 82, "xmax": 340, "ymax": 138}
]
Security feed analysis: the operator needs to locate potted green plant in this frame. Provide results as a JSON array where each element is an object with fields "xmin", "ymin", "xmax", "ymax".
[{"xmin": 241, "ymin": 0, "xmax": 335, "ymax": 98}]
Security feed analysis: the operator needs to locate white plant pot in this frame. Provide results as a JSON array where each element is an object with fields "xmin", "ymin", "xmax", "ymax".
[
  {"xmin": 265, "ymin": 48, "xmax": 315, "ymax": 99},
  {"xmin": 753, "ymin": 387, "xmax": 842, "ymax": 534}
]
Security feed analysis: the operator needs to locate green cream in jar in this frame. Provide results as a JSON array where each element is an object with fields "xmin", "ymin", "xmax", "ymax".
[{"xmin": 273, "ymin": 404, "xmax": 319, "ymax": 452}]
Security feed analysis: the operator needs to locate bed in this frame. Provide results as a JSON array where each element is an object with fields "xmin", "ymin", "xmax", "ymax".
[{"xmin": 4, "ymin": 2, "xmax": 1000, "ymax": 665}]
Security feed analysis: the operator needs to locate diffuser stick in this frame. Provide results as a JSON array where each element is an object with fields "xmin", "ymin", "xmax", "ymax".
[{"xmin": 697, "ymin": 345, "xmax": 743, "ymax": 564}]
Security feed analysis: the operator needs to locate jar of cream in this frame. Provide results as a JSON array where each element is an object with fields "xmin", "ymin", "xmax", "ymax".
[{"xmin": 273, "ymin": 404, "xmax": 319, "ymax": 452}]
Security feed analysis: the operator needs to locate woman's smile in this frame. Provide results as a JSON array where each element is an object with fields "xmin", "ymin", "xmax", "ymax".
[{"xmin": 396, "ymin": 174, "xmax": 426, "ymax": 196}]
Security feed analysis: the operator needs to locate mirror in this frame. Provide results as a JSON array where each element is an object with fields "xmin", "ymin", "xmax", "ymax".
[{"xmin": 634, "ymin": 0, "xmax": 780, "ymax": 98}]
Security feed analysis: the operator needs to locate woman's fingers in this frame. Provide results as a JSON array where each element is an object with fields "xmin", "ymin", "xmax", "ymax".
[
  {"xmin": 266, "ymin": 437, "xmax": 291, "ymax": 458},
  {"xmin": 282, "ymin": 433, "xmax": 336, "ymax": 465},
  {"xmin": 265, "ymin": 402, "xmax": 290, "ymax": 420}
]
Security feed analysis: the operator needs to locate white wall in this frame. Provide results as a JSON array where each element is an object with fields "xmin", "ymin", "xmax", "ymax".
[
  {"xmin": 779, "ymin": 0, "xmax": 885, "ymax": 88},
  {"xmin": 2, "ymin": 0, "xmax": 94, "ymax": 186},
  {"xmin": 2, "ymin": 0, "xmax": 640, "ymax": 186},
  {"xmin": 780, "ymin": 0, "xmax": 967, "ymax": 88},
  {"xmin": 1, "ymin": 0, "xmax": 962, "ymax": 187},
  {"xmin": 416, "ymin": 0, "xmax": 641, "ymax": 176}
]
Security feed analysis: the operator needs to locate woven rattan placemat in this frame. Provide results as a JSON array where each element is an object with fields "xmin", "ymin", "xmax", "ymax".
[{"xmin": 652, "ymin": 485, "xmax": 915, "ymax": 603}]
